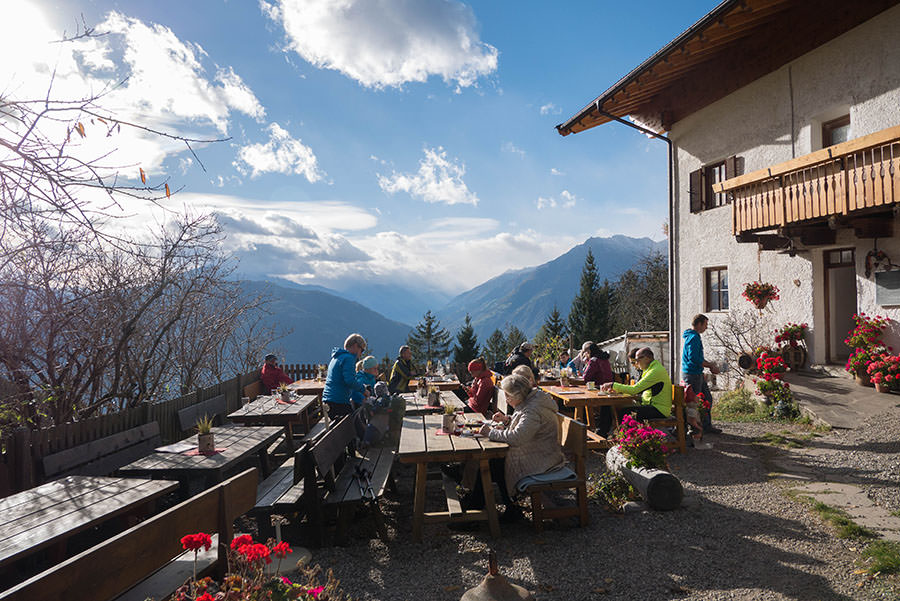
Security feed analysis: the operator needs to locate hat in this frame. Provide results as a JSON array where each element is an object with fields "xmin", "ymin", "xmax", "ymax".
[
  {"xmin": 467, "ymin": 359, "xmax": 486, "ymax": 374},
  {"xmin": 398, "ymin": 345, "xmax": 410, "ymax": 355},
  {"xmin": 361, "ymin": 355, "xmax": 378, "ymax": 370},
  {"xmin": 264, "ymin": 353, "xmax": 277, "ymax": 361},
  {"xmin": 520, "ymin": 342, "xmax": 534, "ymax": 352}
]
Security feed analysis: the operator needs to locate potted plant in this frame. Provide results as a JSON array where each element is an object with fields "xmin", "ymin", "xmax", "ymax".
[
  {"xmin": 755, "ymin": 350, "xmax": 788, "ymax": 403},
  {"xmin": 774, "ymin": 322, "xmax": 808, "ymax": 370},
  {"xmin": 276, "ymin": 383, "xmax": 291, "ymax": 403},
  {"xmin": 426, "ymin": 385, "xmax": 441, "ymax": 407},
  {"xmin": 866, "ymin": 353, "xmax": 899, "ymax": 393},
  {"xmin": 196, "ymin": 414, "xmax": 215, "ymax": 454},
  {"xmin": 560, "ymin": 367, "xmax": 571, "ymax": 387},
  {"xmin": 441, "ymin": 402, "xmax": 457, "ymax": 433},
  {"xmin": 416, "ymin": 377, "xmax": 428, "ymax": 398},
  {"xmin": 741, "ymin": 281, "xmax": 780, "ymax": 310}
]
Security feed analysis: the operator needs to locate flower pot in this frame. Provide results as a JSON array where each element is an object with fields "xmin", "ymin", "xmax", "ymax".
[
  {"xmin": 559, "ymin": 376, "xmax": 569, "ymax": 387},
  {"xmin": 780, "ymin": 345, "xmax": 807, "ymax": 372},
  {"xmin": 752, "ymin": 298, "xmax": 769, "ymax": 310},
  {"xmin": 441, "ymin": 413, "xmax": 456, "ymax": 433},
  {"xmin": 281, "ymin": 390, "xmax": 291, "ymax": 403},
  {"xmin": 198, "ymin": 432, "xmax": 215, "ymax": 454},
  {"xmin": 427, "ymin": 390, "xmax": 441, "ymax": 407},
  {"xmin": 875, "ymin": 382, "xmax": 891, "ymax": 393},
  {"xmin": 855, "ymin": 372, "xmax": 872, "ymax": 387}
]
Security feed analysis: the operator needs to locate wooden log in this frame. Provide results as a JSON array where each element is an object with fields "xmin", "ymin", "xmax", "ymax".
[{"xmin": 605, "ymin": 445, "xmax": 683, "ymax": 511}]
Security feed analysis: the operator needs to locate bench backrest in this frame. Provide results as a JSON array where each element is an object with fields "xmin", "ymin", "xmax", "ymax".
[
  {"xmin": 42, "ymin": 422, "xmax": 162, "ymax": 481},
  {"xmin": 496, "ymin": 388, "xmax": 509, "ymax": 415},
  {"xmin": 242, "ymin": 380, "xmax": 263, "ymax": 401},
  {"xmin": 557, "ymin": 412, "xmax": 587, "ymax": 464},
  {"xmin": 310, "ymin": 412, "xmax": 357, "ymax": 480},
  {"xmin": 177, "ymin": 394, "xmax": 227, "ymax": 432},
  {"xmin": 0, "ymin": 468, "xmax": 258, "ymax": 601}
]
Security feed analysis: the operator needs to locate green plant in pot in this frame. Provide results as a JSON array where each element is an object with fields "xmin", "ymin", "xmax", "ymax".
[
  {"xmin": 441, "ymin": 402, "xmax": 457, "ymax": 433},
  {"xmin": 196, "ymin": 414, "xmax": 215, "ymax": 453},
  {"xmin": 276, "ymin": 383, "xmax": 291, "ymax": 402}
]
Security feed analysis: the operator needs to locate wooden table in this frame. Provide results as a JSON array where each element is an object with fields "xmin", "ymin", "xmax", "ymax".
[
  {"xmin": 407, "ymin": 378, "xmax": 461, "ymax": 391},
  {"xmin": 118, "ymin": 426, "xmax": 282, "ymax": 496},
  {"xmin": 543, "ymin": 386, "xmax": 638, "ymax": 449},
  {"xmin": 288, "ymin": 379, "xmax": 326, "ymax": 396},
  {"xmin": 227, "ymin": 394, "xmax": 319, "ymax": 448},
  {"xmin": 401, "ymin": 391, "xmax": 466, "ymax": 416},
  {"xmin": 398, "ymin": 414, "xmax": 508, "ymax": 541},
  {"xmin": 0, "ymin": 476, "xmax": 177, "ymax": 571}
]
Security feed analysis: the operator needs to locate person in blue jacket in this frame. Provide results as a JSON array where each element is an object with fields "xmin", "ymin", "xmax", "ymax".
[
  {"xmin": 682, "ymin": 314, "xmax": 721, "ymax": 434},
  {"xmin": 323, "ymin": 333, "xmax": 367, "ymax": 417},
  {"xmin": 352, "ymin": 355, "xmax": 378, "ymax": 405}
]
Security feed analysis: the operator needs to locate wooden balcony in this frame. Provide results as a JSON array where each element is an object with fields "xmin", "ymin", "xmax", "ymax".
[{"xmin": 717, "ymin": 124, "xmax": 900, "ymax": 236}]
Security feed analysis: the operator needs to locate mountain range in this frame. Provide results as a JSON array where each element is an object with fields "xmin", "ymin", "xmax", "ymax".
[{"xmin": 242, "ymin": 235, "xmax": 666, "ymax": 363}]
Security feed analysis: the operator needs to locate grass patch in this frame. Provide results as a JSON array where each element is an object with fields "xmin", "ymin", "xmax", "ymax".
[
  {"xmin": 712, "ymin": 388, "xmax": 771, "ymax": 422},
  {"xmin": 758, "ymin": 432, "xmax": 807, "ymax": 448},
  {"xmin": 891, "ymin": 509, "xmax": 900, "ymax": 518},
  {"xmin": 808, "ymin": 500, "xmax": 878, "ymax": 540},
  {"xmin": 861, "ymin": 541, "xmax": 900, "ymax": 574}
]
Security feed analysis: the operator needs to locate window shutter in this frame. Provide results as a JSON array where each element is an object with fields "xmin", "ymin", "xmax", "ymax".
[
  {"xmin": 689, "ymin": 168, "xmax": 703, "ymax": 213},
  {"xmin": 724, "ymin": 155, "xmax": 738, "ymax": 179}
]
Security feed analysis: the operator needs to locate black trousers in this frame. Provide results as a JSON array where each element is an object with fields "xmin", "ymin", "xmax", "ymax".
[
  {"xmin": 597, "ymin": 404, "xmax": 665, "ymax": 436},
  {"xmin": 466, "ymin": 457, "xmax": 515, "ymax": 509}
]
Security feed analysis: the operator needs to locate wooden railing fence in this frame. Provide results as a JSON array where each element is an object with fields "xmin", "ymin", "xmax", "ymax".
[
  {"xmin": 279, "ymin": 363, "xmax": 322, "ymax": 381},
  {"xmin": 0, "ymin": 369, "xmax": 261, "ymax": 498}
]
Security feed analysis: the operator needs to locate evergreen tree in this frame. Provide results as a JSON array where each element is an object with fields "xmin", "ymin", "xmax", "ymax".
[
  {"xmin": 543, "ymin": 305, "xmax": 567, "ymax": 340},
  {"xmin": 568, "ymin": 249, "xmax": 605, "ymax": 344},
  {"xmin": 485, "ymin": 329, "xmax": 507, "ymax": 365},
  {"xmin": 609, "ymin": 251, "xmax": 669, "ymax": 333},
  {"xmin": 504, "ymin": 325, "xmax": 527, "ymax": 354},
  {"xmin": 452, "ymin": 314, "xmax": 480, "ymax": 366},
  {"xmin": 407, "ymin": 310, "xmax": 452, "ymax": 365}
]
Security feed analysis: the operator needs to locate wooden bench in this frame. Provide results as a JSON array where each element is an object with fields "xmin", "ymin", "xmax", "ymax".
[
  {"xmin": 177, "ymin": 394, "xmax": 228, "ymax": 433},
  {"xmin": 0, "ymin": 468, "xmax": 258, "ymax": 601},
  {"xmin": 242, "ymin": 379, "xmax": 263, "ymax": 401},
  {"xmin": 520, "ymin": 413, "xmax": 588, "ymax": 532},
  {"xmin": 42, "ymin": 423, "xmax": 162, "ymax": 481},
  {"xmin": 249, "ymin": 419, "xmax": 328, "ymax": 540},
  {"xmin": 303, "ymin": 413, "xmax": 395, "ymax": 546},
  {"xmin": 646, "ymin": 385, "xmax": 687, "ymax": 454}
]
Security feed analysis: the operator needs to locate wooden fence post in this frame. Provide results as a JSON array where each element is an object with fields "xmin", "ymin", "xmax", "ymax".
[{"xmin": 12, "ymin": 427, "xmax": 33, "ymax": 492}]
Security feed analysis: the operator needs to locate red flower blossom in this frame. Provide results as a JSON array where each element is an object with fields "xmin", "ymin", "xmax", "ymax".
[
  {"xmin": 181, "ymin": 533, "xmax": 212, "ymax": 552},
  {"xmin": 196, "ymin": 594, "xmax": 215, "ymax": 601},
  {"xmin": 239, "ymin": 542, "xmax": 272, "ymax": 564},
  {"xmin": 230, "ymin": 534, "xmax": 253, "ymax": 551},
  {"xmin": 307, "ymin": 585, "xmax": 325, "ymax": 598},
  {"xmin": 273, "ymin": 541, "xmax": 292, "ymax": 559}
]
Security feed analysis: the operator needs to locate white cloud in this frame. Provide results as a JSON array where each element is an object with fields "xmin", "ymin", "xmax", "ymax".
[
  {"xmin": 0, "ymin": 2, "xmax": 266, "ymax": 179},
  {"xmin": 540, "ymin": 102, "xmax": 561, "ymax": 116},
  {"xmin": 261, "ymin": 0, "xmax": 498, "ymax": 89},
  {"xmin": 536, "ymin": 189, "xmax": 577, "ymax": 210},
  {"xmin": 234, "ymin": 122, "xmax": 323, "ymax": 181},
  {"xmin": 550, "ymin": 167, "xmax": 565, "ymax": 176},
  {"xmin": 501, "ymin": 141, "xmax": 525, "ymax": 157},
  {"xmin": 378, "ymin": 147, "xmax": 478, "ymax": 205}
]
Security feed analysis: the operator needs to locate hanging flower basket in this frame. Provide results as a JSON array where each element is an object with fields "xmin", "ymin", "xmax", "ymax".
[{"xmin": 742, "ymin": 281, "xmax": 780, "ymax": 310}]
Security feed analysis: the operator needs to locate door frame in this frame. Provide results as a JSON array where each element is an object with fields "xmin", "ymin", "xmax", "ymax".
[{"xmin": 824, "ymin": 247, "xmax": 857, "ymax": 364}]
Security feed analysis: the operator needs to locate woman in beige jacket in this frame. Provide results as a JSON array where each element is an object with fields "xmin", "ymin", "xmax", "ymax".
[{"xmin": 468, "ymin": 374, "xmax": 565, "ymax": 522}]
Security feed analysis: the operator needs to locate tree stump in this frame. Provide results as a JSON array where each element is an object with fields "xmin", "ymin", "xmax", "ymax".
[{"xmin": 606, "ymin": 445, "xmax": 683, "ymax": 511}]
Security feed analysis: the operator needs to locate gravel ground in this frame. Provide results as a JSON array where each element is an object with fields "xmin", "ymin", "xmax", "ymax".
[{"xmin": 297, "ymin": 415, "xmax": 900, "ymax": 601}]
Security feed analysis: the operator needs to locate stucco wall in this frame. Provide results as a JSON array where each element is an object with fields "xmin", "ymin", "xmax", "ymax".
[{"xmin": 669, "ymin": 5, "xmax": 900, "ymax": 375}]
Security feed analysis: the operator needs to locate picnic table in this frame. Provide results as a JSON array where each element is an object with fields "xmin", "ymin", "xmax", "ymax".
[
  {"xmin": 401, "ymin": 390, "xmax": 466, "ymax": 416},
  {"xmin": 287, "ymin": 379, "xmax": 326, "ymax": 396},
  {"xmin": 407, "ymin": 377, "xmax": 461, "ymax": 391},
  {"xmin": 543, "ymin": 385, "xmax": 638, "ymax": 449},
  {"xmin": 118, "ymin": 426, "xmax": 282, "ymax": 497},
  {"xmin": 0, "ymin": 476, "xmax": 177, "ymax": 572},
  {"xmin": 398, "ymin": 414, "xmax": 508, "ymax": 541},
  {"xmin": 227, "ymin": 394, "xmax": 319, "ymax": 448}
]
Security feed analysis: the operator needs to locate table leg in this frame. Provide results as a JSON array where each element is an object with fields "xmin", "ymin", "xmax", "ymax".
[
  {"xmin": 284, "ymin": 425, "xmax": 295, "ymax": 451},
  {"xmin": 412, "ymin": 462, "xmax": 427, "ymax": 542},
  {"xmin": 583, "ymin": 405, "xmax": 596, "ymax": 429},
  {"xmin": 479, "ymin": 459, "xmax": 500, "ymax": 538}
]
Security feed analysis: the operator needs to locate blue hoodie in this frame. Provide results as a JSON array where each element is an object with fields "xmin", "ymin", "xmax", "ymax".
[
  {"xmin": 681, "ymin": 328, "xmax": 704, "ymax": 375},
  {"xmin": 323, "ymin": 347, "xmax": 365, "ymax": 406},
  {"xmin": 352, "ymin": 371, "xmax": 376, "ymax": 404}
]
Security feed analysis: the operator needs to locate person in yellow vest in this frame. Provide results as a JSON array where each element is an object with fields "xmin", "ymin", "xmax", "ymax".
[
  {"xmin": 388, "ymin": 345, "xmax": 418, "ymax": 393},
  {"xmin": 601, "ymin": 346, "xmax": 672, "ymax": 422}
]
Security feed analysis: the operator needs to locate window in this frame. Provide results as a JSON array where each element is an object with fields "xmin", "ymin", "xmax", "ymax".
[
  {"xmin": 705, "ymin": 267, "xmax": 729, "ymax": 311},
  {"xmin": 689, "ymin": 156, "xmax": 741, "ymax": 213},
  {"xmin": 822, "ymin": 115, "xmax": 850, "ymax": 147},
  {"xmin": 826, "ymin": 248, "xmax": 854, "ymax": 267}
]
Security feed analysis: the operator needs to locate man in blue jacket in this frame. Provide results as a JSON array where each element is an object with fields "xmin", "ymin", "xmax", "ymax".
[
  {"xmin": 323, "ymin": 333, "xmax": 367, "ymax": 417},
  {"xmin": 682, "ymin": 314, "xmax": 721, "ymax": 434}
]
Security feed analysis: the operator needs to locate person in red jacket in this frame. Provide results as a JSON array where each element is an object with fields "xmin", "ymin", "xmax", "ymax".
[
  {"xmin": 260, "ymin": 354, "xmax": 293, "ymax": 393},
  {"xmin": 464, "ymin": 358, "xmax": 495, "ymax": 417},
  {"xmin": 583, "ymin": 343, "xmax": 614, "ymax": 387}
]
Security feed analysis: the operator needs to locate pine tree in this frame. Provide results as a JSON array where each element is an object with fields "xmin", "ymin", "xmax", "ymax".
[
  {"xmin": 609, "ymin": 251, "xmax": 669, "ymax": 333},
  {"xmin": 484, "ymin": 329, "xmax": 507, "ymax": 365},
  {"xmin": 567, "ymin": 249, "xmax": 611, "ymax": 345},
  {"xmin": 452, "ymin": 314, "xmax": 480, "ymax": 366},
  {"xmin": 543, "ymin": 305, "xmax": 567, "ymax": 340},
  {"xmin": 504, "ymin": 325, "xmax": 527, "ymax": 354},
  {"xmin": 407, "ymin": 310, "xmax": 452, "ymax": 365}
]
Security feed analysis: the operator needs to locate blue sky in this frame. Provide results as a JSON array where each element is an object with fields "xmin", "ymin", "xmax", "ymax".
[{"xmin": 4, "ymin": 0, "xmax": 714, "ymax": 297}]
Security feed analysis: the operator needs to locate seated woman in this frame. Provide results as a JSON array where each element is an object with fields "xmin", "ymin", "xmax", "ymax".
[
  {"xmin": 583, "ymin": 343, "xmax": 615, "ymax": 432},
  {"xmin": 511, "ymin": 364, "xmax": 536, "ymax": 386},
  {"xmin": 601, "ymin": 346, "xmax": 672, "ymax": 424},
  {"xmin": 468, "ymin": 374, "xmax": 565, "ymax": 523},
  {"xmin": 464, "ymin": 358, "xmax": 494, "ymax": 418}
]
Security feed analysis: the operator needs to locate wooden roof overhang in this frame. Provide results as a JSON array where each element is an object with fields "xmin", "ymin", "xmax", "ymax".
[{"xmin": 556, "ymin": 0, "xmax": 900, "ymax": 137}]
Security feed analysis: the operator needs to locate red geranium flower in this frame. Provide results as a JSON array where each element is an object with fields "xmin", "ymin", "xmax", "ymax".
[
  {"xmin": 230, "ymin": 534, "xmax": 253, "ymax": 551},
  {"xmin": 181, "ymin": 533, "xmax": 212, "ymax": 552},
  {"xmin": 273, "ymin": 541, "xmax": 292, "ymax": 559}
]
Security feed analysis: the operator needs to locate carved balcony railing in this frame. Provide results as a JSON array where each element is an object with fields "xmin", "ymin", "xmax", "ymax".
[{"xmin": 717, "ymin": 124, "xmax": 900, "ymax": 236}]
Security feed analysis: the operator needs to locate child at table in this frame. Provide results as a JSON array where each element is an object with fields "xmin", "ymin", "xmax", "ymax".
[{"xmin": 352, "ymin": 355, "xmax": 378, "ymax": 405}]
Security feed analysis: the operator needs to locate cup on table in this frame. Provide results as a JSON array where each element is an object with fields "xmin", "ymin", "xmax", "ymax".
[
  {"xmin": 586, "ymin": 381, "xmax": 596, "ymax": 391},
  {"xmin": 241, "ymin": 396, "xmax": 250, "ymax": 406}
]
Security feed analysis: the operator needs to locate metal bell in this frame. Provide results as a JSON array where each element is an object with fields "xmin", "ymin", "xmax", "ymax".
[{"xmin": 460, "ymin": 551, "xmax": 534, "ymax": 601}]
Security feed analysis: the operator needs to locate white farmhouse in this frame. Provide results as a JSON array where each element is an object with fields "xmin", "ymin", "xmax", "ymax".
[{"xmin": 558, "ymin": 0, "xmax": 900, "ymax": 375}]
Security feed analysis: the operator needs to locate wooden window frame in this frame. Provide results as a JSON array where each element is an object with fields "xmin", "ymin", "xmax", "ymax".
[
  {"xmin": 704, "ymin": 266, "xmax": 729, "ymax": 312},
  {"xmin": 689, "ymin": 156, "xmax": 739, "ymax": 213},
  {"xmin": 822, "ymin": 115, "xmax": 851, "ymax": 148}
]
